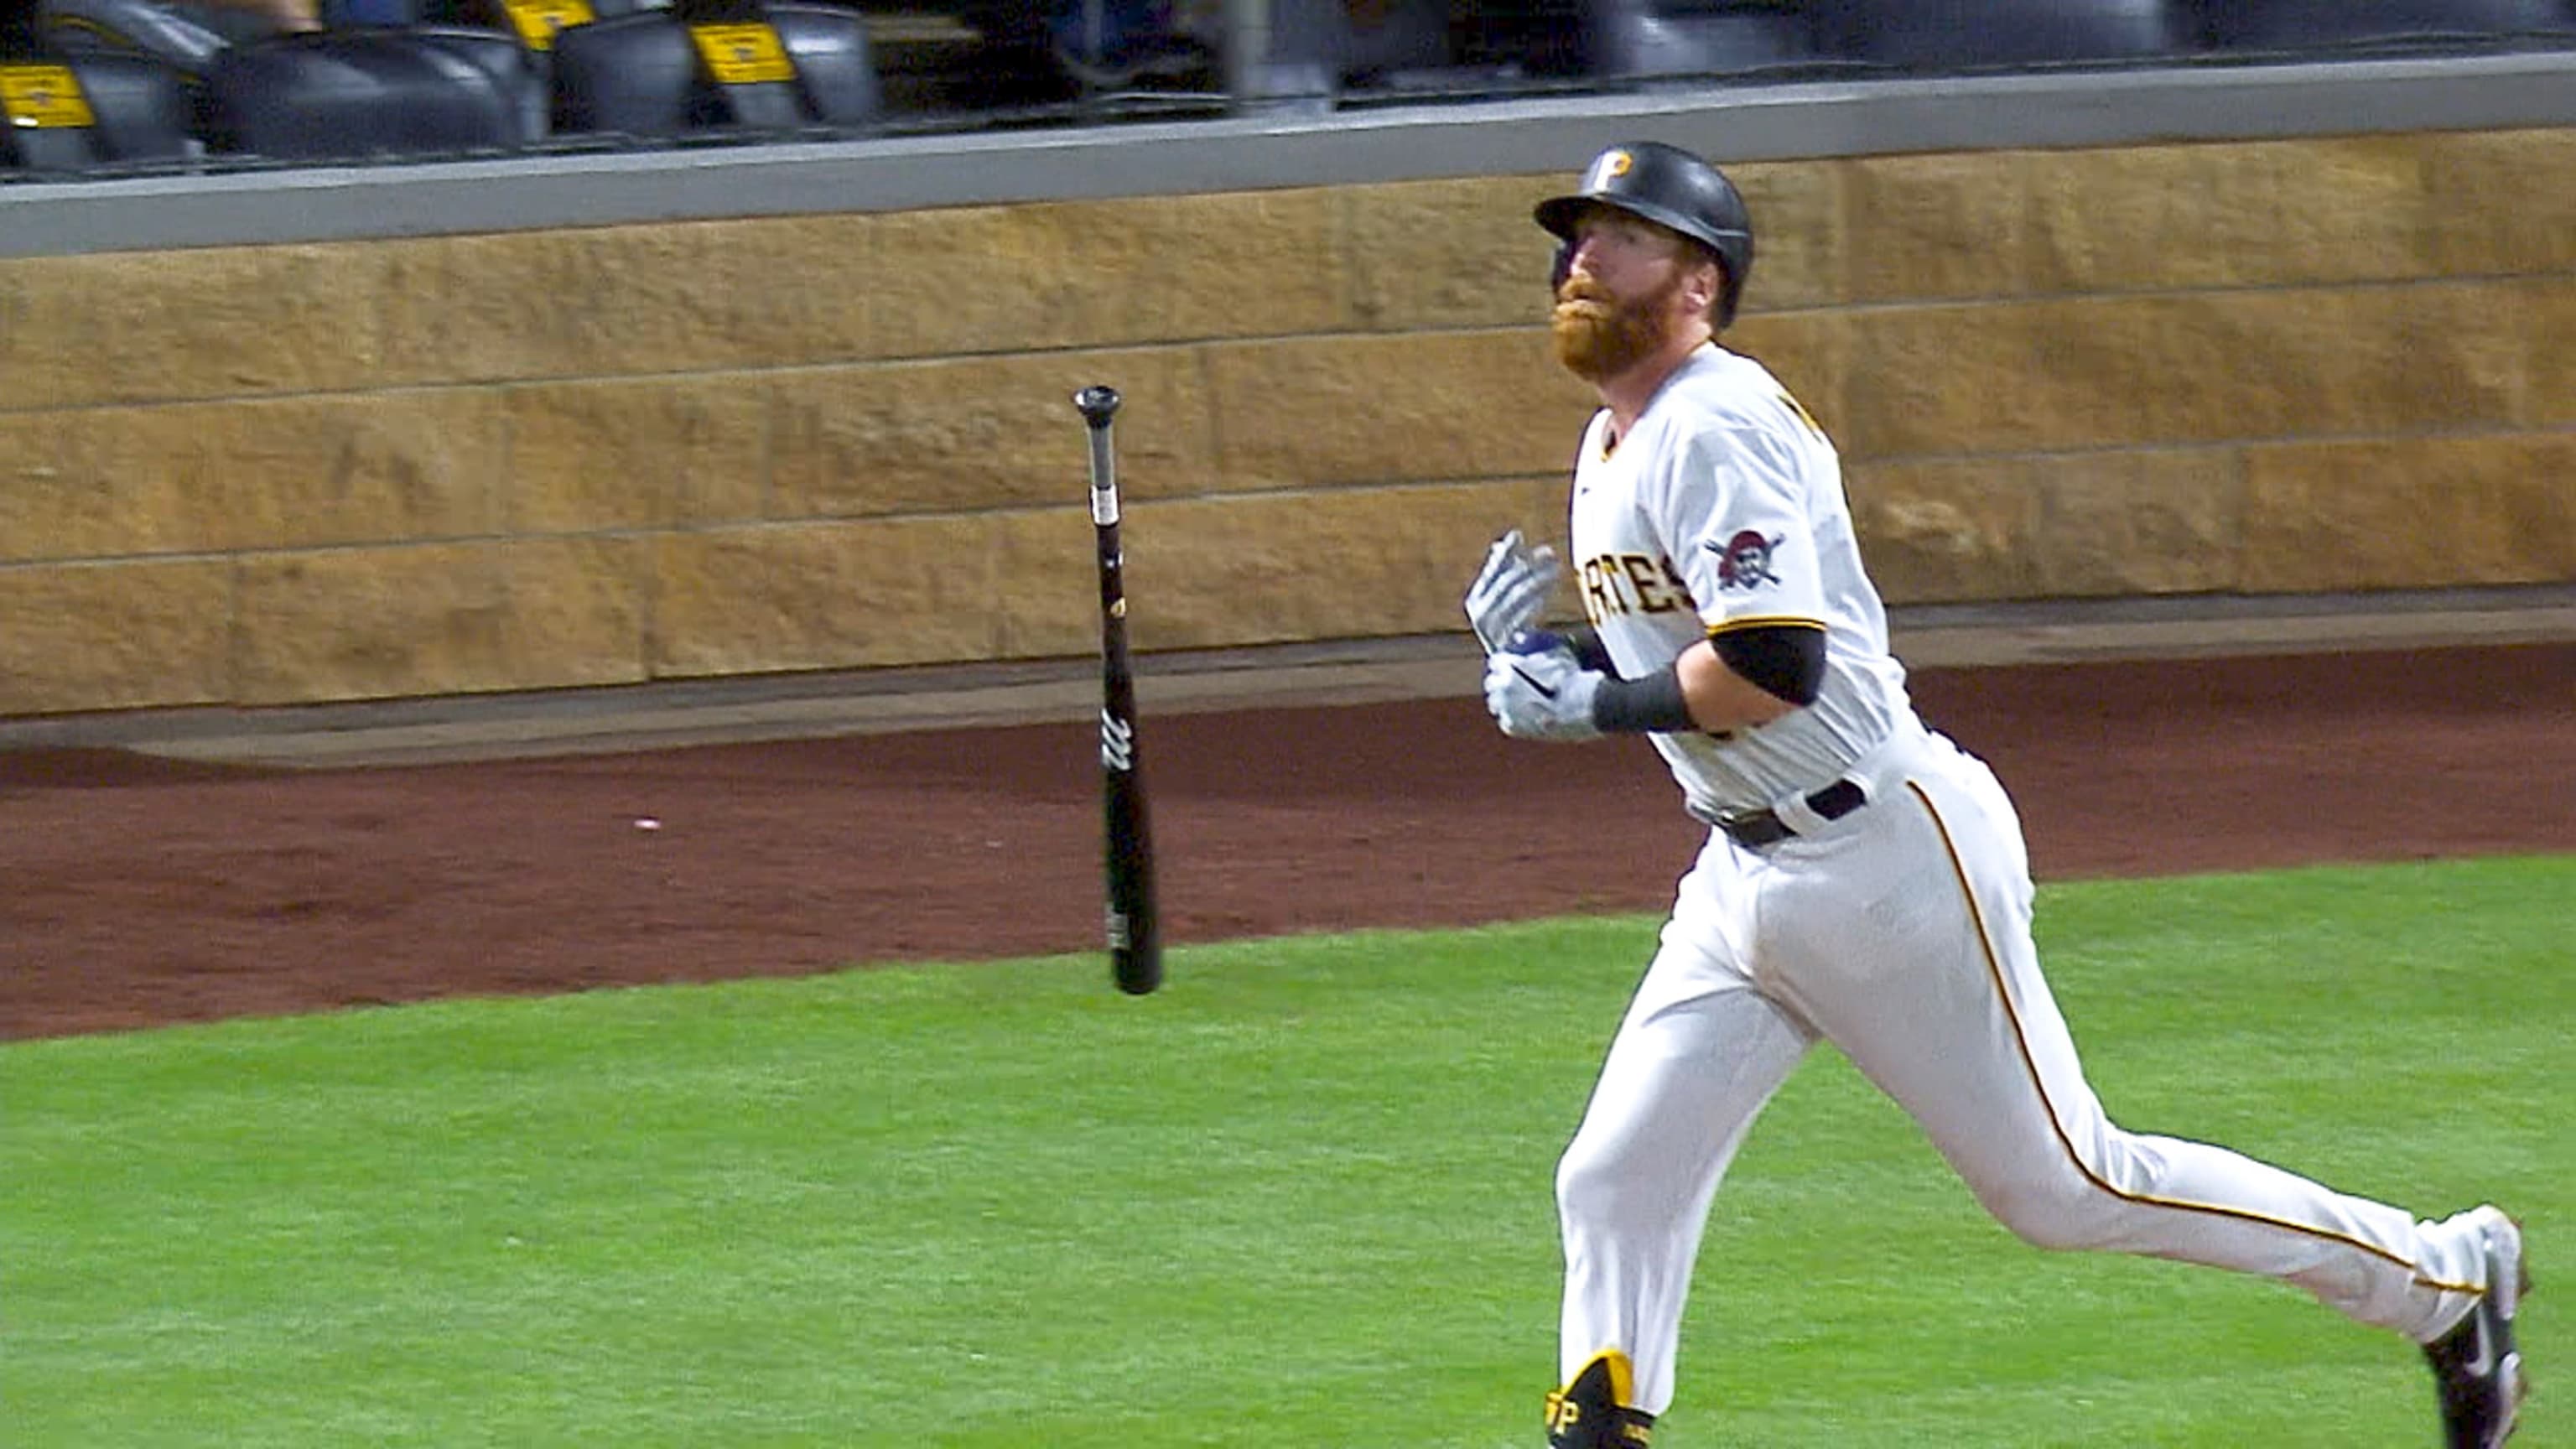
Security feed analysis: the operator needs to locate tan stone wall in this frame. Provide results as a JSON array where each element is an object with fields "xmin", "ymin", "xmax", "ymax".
[{"xmin": 3, "ymin": 127, "xmax": 2570, "ymax": 714}]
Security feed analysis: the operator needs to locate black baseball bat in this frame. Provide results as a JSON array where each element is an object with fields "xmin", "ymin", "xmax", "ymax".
[{"xmin": 1074, "ymin": 384, "xmax": 1162, "ymax": 995}]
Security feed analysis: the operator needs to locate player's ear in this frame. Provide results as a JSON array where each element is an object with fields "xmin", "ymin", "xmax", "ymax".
[{"xmin": 1682, "ymin": 253, "xmax": 1722, "ymax": 319}]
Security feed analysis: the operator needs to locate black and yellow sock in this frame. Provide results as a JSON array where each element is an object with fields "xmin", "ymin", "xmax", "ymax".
[{"xmin": 1545, "ymin": 1350, "xmax": 1655, "ymax": 1448}]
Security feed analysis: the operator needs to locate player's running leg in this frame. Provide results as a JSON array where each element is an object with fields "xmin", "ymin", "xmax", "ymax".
[
  {"xmin": 1554, "ymin": 841, "xmax": 1815, "ymax": 1436},
  {"xmin": 1753, "ymin": 732, "xmax": 2498, "ymax": 1343}
]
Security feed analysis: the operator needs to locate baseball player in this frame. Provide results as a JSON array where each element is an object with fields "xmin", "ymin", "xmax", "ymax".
[{"xmin": 1464, "ymin": 140, "xmax": 2529, "ymax": 1449}]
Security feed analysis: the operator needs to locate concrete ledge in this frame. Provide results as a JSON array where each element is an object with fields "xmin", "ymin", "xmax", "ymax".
[
  {"xmin": 2, "ymin": 584, "xmax": 2565, "ymax": 768},
  {"xmin": 1884, "ymin": 584, "xmax": 2576, "ymax": 667}
]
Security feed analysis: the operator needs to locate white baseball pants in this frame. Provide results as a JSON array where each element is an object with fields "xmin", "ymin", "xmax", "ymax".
[{"xmin": 1556, "ymin": 724, "xmax": 2493, "ymax": 1415}]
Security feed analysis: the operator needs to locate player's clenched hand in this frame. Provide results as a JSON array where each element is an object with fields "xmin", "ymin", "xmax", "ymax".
[
  {"xmin": 1464, "ymin": 529, "xmax": 1563, "ymax": 655},
  {"xmin": 1483, "ymin": 633, "xmax": 1602, "ymax": 742}
]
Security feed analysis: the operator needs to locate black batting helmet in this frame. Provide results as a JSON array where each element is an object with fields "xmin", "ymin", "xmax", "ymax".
[{"xmin": 1537, "ymin": 141, "xmax": 1755, "ymax": 327}]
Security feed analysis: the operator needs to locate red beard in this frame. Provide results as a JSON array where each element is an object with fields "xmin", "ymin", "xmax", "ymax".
[{"xmin": 1550, "ymin": 268, "xmax": 1687, "ymax": 382}]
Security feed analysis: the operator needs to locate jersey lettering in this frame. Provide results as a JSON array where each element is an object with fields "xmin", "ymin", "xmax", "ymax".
[{"xmin": 1580, "ymin": 553, "xmax": 1696, "ymax": 624}]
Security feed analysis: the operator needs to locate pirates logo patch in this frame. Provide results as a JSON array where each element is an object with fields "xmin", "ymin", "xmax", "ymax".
[{"xmin": 1709, "ymin": 529, "xmax": 1782, "ymax": 591}]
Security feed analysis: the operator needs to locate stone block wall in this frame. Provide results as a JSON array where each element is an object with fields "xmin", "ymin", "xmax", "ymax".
[{"xmin": 2, "ymin": 127, "xmax": 2570, "ymax": 715}]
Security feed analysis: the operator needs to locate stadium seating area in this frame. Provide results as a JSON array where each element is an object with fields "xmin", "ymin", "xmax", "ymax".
[{"xmin": 4, "ymin": 0, "xmax": 2575, "ymax": 176}]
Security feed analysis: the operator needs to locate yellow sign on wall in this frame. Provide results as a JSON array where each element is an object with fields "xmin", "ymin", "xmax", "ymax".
[
  {"xmin": 688, "ymin": 23, "xmax": 795, "ymax": 85},
  {"xmin": 499, "ymin": 0, "xmax": 597, "ymax": 50},
  {"xmin": 2, "ymin": 66, "xmax": 96, "ymax": 130}
]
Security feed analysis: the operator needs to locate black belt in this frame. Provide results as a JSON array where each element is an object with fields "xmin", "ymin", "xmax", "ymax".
[{"xmin": 1711, "ymin": 777, "xmax": 1869, "ymax": 850}]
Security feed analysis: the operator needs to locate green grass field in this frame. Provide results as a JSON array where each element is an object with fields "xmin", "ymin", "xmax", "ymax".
[{"xmin": 6, "ymin": 856, "xmax": 2566, "ymax": 1447}]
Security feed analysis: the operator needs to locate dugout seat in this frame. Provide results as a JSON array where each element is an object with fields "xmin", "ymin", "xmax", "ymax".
[
  {"xmin": 1044, "ymin": 0, "xmax": 1219, "ymax": 93},
  {"xmin": 2192, "ymin": 0, "xmax": 2576, "ymax": 52},
  {"xmin": 548, "ymin": 0, "xmax": 876, "ymax": 136},
  {"xmin": 1447, "ymin": 0, "xmax": 1596, "ymax": 78},
  {"xmin": 1217, "ymin": 0, "xmax": 1450, "ymax": 107},
  {"xmin": 320, "ymin": 0, "xmax": 419, "ymax": 23},
  {"xmin": 1821, "ymin": 0, "xmax": 2189, "ymax": 69},
  {"xmin": 410, "ymin": 21, "xmax": 545, "ymax": 138},
  {"xmin": 304, "ymin": 0, "xmax": 663, "ymax": 147},
  {"xmin": 336, "ymin": 0, "xmax": 657, "ymax": 55},
  {"xmin": 1324, "ymin": 0, "xmax": 1452, "ymax": 88},
  {"xmin": 0, "ymin": 49, "xmax": 195, "ymax": 169},
  {"xmin": 1588, "ymin": 1, "xmax": 1827, "ymax": 80},
  {"xmin": 1244, "ymin": 0, "xmax": 1813, "ymax": 106},
  {"xmin": 36, "ymin": 0, "xmax": 232, "ymax": 141},
  {"xmin": 202, "ymin": 26, "xmax": 539, "ymax": 158},
  {"xmin": 39, "ymin": 0, "xmax": 230, "ymax": 71}
]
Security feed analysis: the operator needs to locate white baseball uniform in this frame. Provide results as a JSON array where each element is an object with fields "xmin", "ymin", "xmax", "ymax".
[{"xmin": 1551, "ymin": 340, "xmax": 2496, "ymax": 1415}]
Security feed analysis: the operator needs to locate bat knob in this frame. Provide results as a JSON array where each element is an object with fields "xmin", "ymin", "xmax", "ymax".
[{"xmin": 1073, "ymin": 385, "xmax": 1123, "ymax": 427}]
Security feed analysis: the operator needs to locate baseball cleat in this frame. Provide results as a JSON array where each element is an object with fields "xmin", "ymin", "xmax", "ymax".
[
  {"xmin": 1545, "ymin": 1349, "xmax": 1655, "ymax": 1448},
  {"xmin": 2423, "ymin": 1208, "xmax": 2528, "ymax": 1448}
]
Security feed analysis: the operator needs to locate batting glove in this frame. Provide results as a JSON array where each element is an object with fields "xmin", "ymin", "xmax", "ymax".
[
  {"xmin": 1483, "ymin": 634, "xmax": 1602, "ymax": 742},
  {"xmin": 1463, "ymin": 529, "xmax": 1563, "ymax": 655}
]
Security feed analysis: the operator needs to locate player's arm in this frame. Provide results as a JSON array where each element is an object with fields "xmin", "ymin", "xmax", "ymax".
[
  {"xmin": 1486, "ymin": 426, "xmax": 1829, "ymax": 743},
  {"xmin": 1578, "ymin": 621, "xmax": 1819, "ymax": 735},
  {"xmin": 1654, "ymin": 423, "xmax": 1832, "ymax": 733},
  {"xmin": 1677, "ymin": 621, "xmax": 1823, "ymax": 728}
]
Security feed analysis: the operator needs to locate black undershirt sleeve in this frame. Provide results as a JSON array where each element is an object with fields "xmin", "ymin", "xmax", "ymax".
[
  {"xmin": 1576, "ymin": 624, "xmax": 1828, "ymax": 734},
  {"xmin": 1591, "ymin": 665, "xmax": 1694, "ymax": 734},
  {"xmin": 1710, "ymin": 622, "xmax": 1826, "ymax": 707}
]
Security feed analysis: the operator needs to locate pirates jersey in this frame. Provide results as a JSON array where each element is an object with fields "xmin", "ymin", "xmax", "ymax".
[{"xmin": 1566, "ymin": 343, "xmax": 1912, "ymax": 818}]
